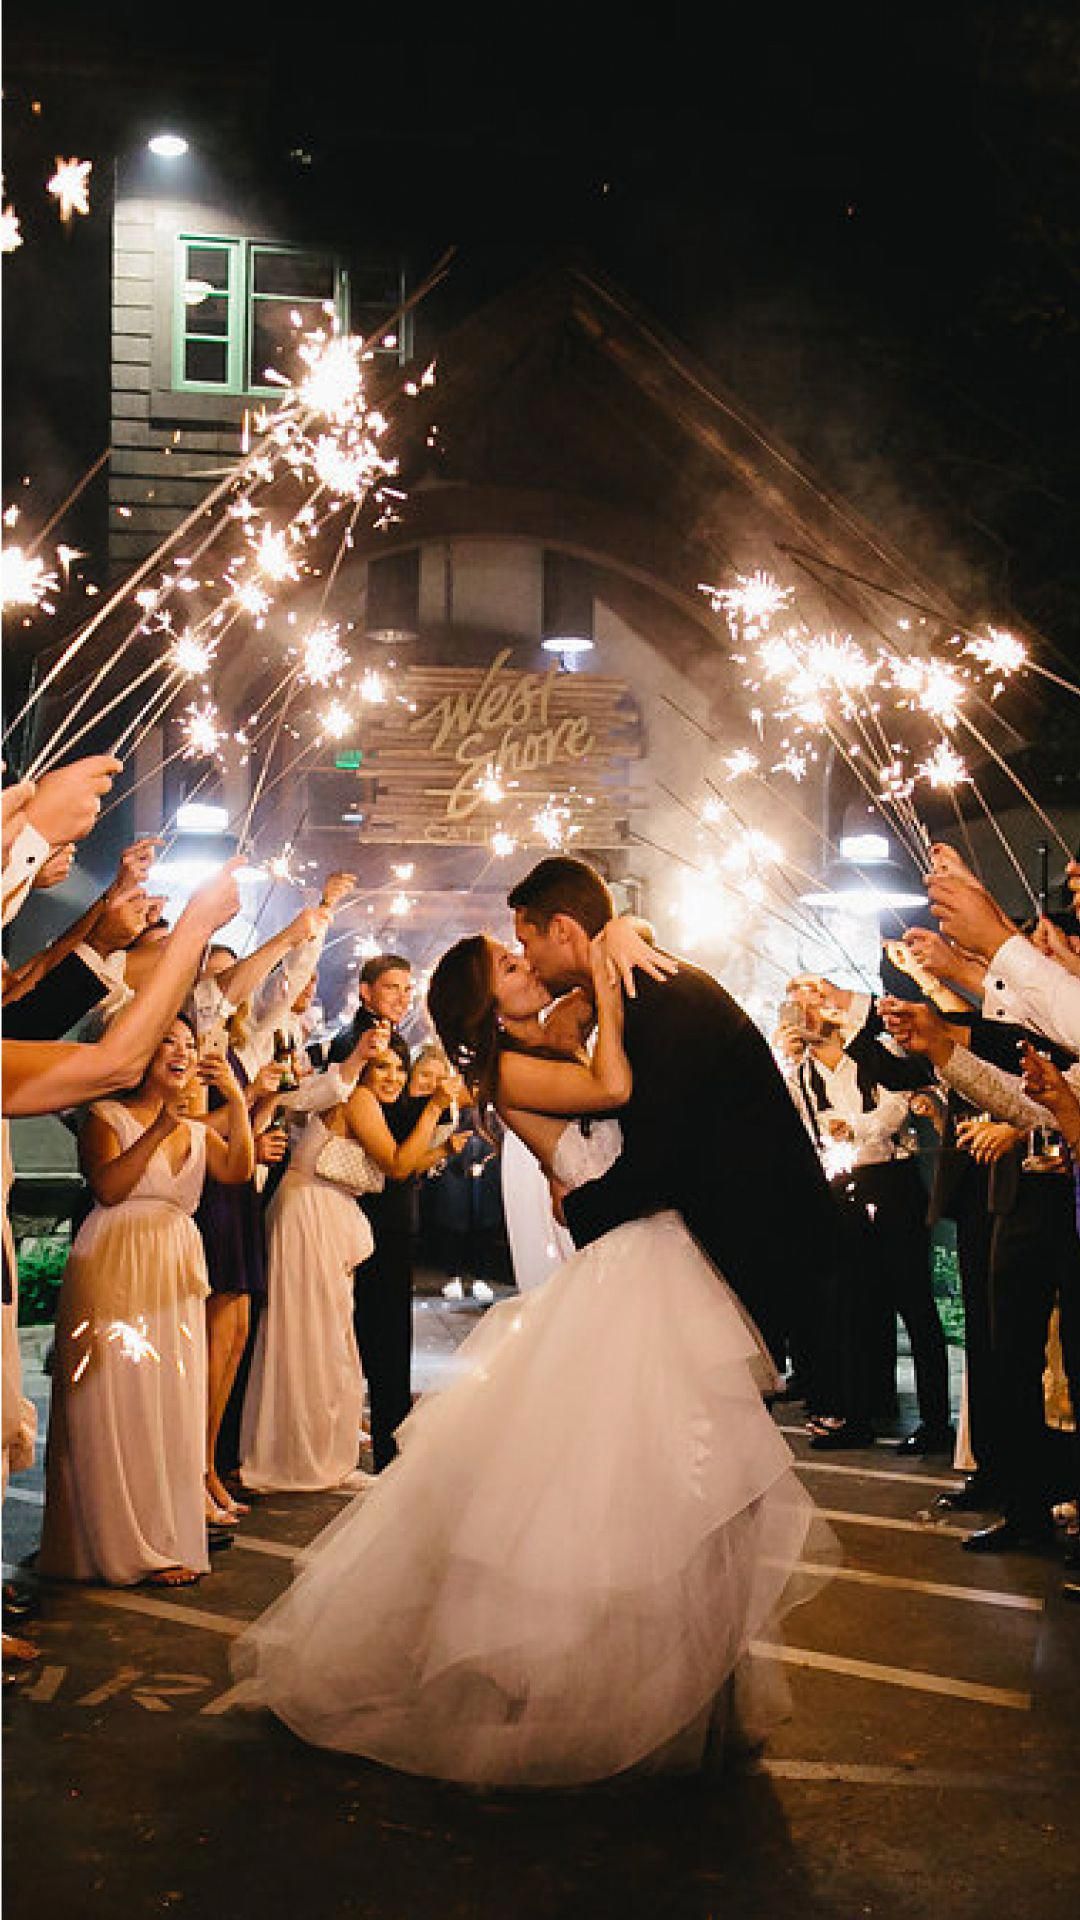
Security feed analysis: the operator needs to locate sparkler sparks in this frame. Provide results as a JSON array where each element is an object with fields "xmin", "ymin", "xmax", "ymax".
[
  {"xmin": 169, "ymin": 629, "xmax": 217, "ymax": 677},
  {"xmin": 46, "ymin": 156, "xmax": 92, "ymax": 222},
  {"xmin": 532, "ymin": 801, "xmax": 578, "ymax": 849},
  {"xmin": 700, "ymin": 570, "xmax": 794, "ymax": 639},
  {"xmin": 1, "ymin": 204, "xmax": 23, "ymax": 252},
  {"xmin": 267, "ymin": 848, "xmax": 295, "ymax": 883},
  {"xmin": 299, "ymin": 623, "xmax": 348, "ymax": 686},
  {"xmin": 476, "ymin": 764, "xmax": 505, "ymax": 803},
  {"xmin": 1, "ymin": 545, "xmax": 58, "ymax": 612},
  {"xmin": 723, "ymin": 749, "xmax": 759, "ymax": 780},
  {"xmin": 821, "ymin": 1138, "xmax": 857, "ymax": 1182},
  {"xmin": 358, "ymin": 667, "xmax": 387, "ymax": 705},
  {"xmin": 181, "ymin": 701, "xmax": 224, "ymax": 761},
  {"xmin": 964, "ymin": 626, "xmax": 1027, "ymax": 680},
  {"xmin": 917, "ymin": 740, "xmax": 969, "ymax": 790},
  {"xmin": 490, "ymin": 829, "xmax": 518, "ymax": 858},
  {"xmin": 890, "ymin": 657, "xmax": 965, "ymax": 730},
  {"xmin": 320, "ymin": 699, "xmax": 353, "ymax": 740},
  {"xmin": 105, "ymin": 1319, "xmax": 160, "ymax": 1365}
]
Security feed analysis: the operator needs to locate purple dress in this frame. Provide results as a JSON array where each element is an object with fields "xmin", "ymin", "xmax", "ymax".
[{"xmin": 194, "ymin": 1048, "xmax": 267, "ymax": 1298}]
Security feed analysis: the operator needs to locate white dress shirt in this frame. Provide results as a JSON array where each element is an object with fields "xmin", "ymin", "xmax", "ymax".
[
  {"xmin": 788, "ymin": 1047, "xmax": 914, "ymax": 1170},
  {"xmin": 980, "ymin": 934, "xmax": 1080, "ymax": 1055}
]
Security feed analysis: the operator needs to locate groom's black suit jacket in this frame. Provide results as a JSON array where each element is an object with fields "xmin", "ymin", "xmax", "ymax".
[{"xmin": 561, "ymin": 961, "xmax": 837, "ymax": 1354}]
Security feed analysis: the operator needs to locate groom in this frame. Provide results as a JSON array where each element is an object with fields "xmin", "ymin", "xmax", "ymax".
[{"xmin": 508, "ymin": 856, "xmax": 837, "ymax": 1374}]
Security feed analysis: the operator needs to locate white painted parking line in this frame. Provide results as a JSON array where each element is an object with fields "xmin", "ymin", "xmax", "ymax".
[
  {"xmin": 84, "ymin": 1588, "xmax": 248, "ymax": 1638},
  {"xmin": 814, "ymin": 1505, "xmax": 969, "ymax": 1538},
  {"xmin": 794, "ymin": 1459, "xmax": 960, "ymax": 1491},
  {"xmin": 751, "ymin": 1640, "xmax": 1031, "ymax": 1711},
  {"xmin": 4, "ymin": 1486, "xmax": 44, "ymax": 1505},
  {"xmin": 796, "ymin": 1557, "xmax": 1043, "ymax": 1613},
  {"xmin": 754, "ymin": 1759, "xmax": 1044, "ymax": 1790},
  {"xmin": 231, "ymin": 1534, "xmax": 307, "ymax": 1562}
]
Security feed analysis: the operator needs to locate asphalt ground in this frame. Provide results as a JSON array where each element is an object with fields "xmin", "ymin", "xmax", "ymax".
[{"xmin": 4, "ymin": 1298, "xmax": 1080, "ymax": 1920}]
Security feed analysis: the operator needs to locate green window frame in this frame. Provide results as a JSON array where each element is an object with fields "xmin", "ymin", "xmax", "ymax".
[{"xmin": 172, "ymin": 236, "xmax": 353, "ymax": 396}]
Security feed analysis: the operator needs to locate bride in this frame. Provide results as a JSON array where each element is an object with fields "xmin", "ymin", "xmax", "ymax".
[{"xmin": 230, "ymin": 921, "xmax": 830, "ymax": 1787}]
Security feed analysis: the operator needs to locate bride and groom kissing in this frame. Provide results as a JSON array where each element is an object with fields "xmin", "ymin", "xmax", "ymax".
[
  {"xmin": 494, "ymin": 853, "xmax": 836, "ymax": 1359},
  {"xmin": 230, "ymin": 854, "xmax": 837, "ymax": 1788}
]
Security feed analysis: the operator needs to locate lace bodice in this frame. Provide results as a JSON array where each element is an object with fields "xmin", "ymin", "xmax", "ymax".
[
  {"xmin": 91, "ymin": 1101, "xmax": 207, "ymax": 1214},
  {"xmin": 551, "ymin": 1119, "xmax": 622, "ymax": 1192}
]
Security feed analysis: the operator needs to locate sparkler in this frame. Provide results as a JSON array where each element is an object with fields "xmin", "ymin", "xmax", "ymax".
[
  {"xmin": 181, "ymin": 701, "xmax": 224, "ymax": 761},
  {"xmin": 1, "ymin": 546, "xmax": 58, "ymax": 612},
  {"xmin": 298, "ymin": 623, "xmax": 349, "ymax": 686},
  {"xmin": 532, "ymin": 800, "xmax": 578, "ymax": 849},
  {"xmin": 168, "ymin": 629, "xmax": 218, "ymax": 678},
  {"xmin": 476, "ymin": 764, "xmax": 506, "ymax": 803},
  {"xmin": 916, "ymin": 741, "xmax": 969, "ymax": 790},
  {"xmin": 319, "ymin": 699, "xmax": 353, "ymax": 740},
  {"xmin": 821, "ymin": 1138, "xmax": 857, "ymax": 1182},
  {"xmin": 46, "ymin": 156, "xmax": 91, "ymax": 222},
  {"xmin": 358, "ymin": 666, "xmax": 388, "ymax": 705},
  {"xmin": 490, "ymin": 829, "xmax": 517, "ymax": 858},
  {"xmin": 700, "ymin": 570, "xmax": 794, "ymax": 639},
  {"xmin": 1, "ymin": 205, "xmax": 23, "ymax": 252}
]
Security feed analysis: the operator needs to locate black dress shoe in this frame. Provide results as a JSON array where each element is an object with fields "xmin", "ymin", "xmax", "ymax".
[
  {"xmin": 808, "ymin": 1421, "xmax": 876, "ymax": 1452},
  {"xmin": 895, "ymin": 1424, "xmax": 956, "ymax": 1457},
  {"xmin": 207, "ymin": 1527, "xmax": 235, "ymax": 1553},
  {"xmin": 962, "ymin": 1516, "xmax": 1056, "ymax": 1555},
  {"xmin": 933, "ymin": 1476, "xmax": 1003, "ymax": 1515}
]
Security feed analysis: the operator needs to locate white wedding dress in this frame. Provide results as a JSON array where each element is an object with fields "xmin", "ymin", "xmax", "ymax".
[
  {"xmin": 500, "ymin": 1126, "xmax": 574, "ymax": 1291},
  {"xmin": 230, "ymin": 1120, "xmax": 829, "ymax": 1786}
]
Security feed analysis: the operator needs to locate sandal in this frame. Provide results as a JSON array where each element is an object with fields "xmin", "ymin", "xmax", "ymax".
[
  {"xmin": 145, "ymin": 1566, "xmax": 202, "ymax": 1589},
  {"xmin": 2, "ymin": 1631, "xmax": 41, "ymax": 1665}
]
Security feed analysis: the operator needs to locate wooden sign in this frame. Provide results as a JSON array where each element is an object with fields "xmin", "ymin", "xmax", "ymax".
[{"xmin": 326, "ymin": 648, "xmax": 642, "ymax": 845}]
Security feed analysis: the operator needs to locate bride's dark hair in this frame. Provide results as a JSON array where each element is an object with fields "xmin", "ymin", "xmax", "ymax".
[{"xmin": 426, "ymin": 935, "xmax": 501, "ymax": 1113}]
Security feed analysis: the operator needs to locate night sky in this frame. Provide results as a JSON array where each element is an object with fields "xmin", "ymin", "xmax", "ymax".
[{"xmin": 4, "ymin": 2, "xmax": 1080, "ymax": 672}]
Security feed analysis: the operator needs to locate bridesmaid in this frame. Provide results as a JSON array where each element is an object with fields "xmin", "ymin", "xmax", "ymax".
[
  {"xmin": 40, "ymin": 1018, "xmax": 254, "ymax": 1588},
  {"xmin": 239, "ymin": 1051, "xmax": 456, "ymax": 1495}
]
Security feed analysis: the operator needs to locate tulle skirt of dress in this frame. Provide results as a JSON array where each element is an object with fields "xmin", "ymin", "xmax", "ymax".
[
  {"xmin": 39, "ymin": 1203, "xmax": 210, "ymax": 1585},
  {"xmin": 239, "ymin": 1172, "xmax": 373, "ymax": 1493},
  {"xmin": 231, "ymin": 1211, "xmax": 833, "ymax": 1787}
]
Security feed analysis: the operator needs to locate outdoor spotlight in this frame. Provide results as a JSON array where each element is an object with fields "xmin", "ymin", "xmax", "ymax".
[
  {"xmin": 148, "ymin": 134, "xmax": 189, "ymax": 159},
  {"xmin": 176, "ymin": 802, "xmax": 229, "ymax": 835},
  {"xmin": 839, "ymin": 832, "xmax": 891, "ymax": 866},
  {"xmin": 541, "ymin": 636, "xmax": 594, "ymax": 673}
]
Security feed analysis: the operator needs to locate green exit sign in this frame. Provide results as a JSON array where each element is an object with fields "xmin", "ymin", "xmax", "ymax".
[{"xmin": 335, "ymin": 749, "xmax": 363, "ymax": 770}]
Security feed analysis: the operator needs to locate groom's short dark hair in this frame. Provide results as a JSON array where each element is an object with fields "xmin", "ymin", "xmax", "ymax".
[{"xmin": 507, "ymin": 857, "xmax": 614, "ymax": 937}]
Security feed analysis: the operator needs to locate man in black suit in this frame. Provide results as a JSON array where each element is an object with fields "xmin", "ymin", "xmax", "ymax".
[
  {"xmin": 507, "ymin": 857, "xmax": 837, "ymax": 1382},
  {"xmin": 329, "ymin": 954, "xmax": 420, "ymax": 1471}
]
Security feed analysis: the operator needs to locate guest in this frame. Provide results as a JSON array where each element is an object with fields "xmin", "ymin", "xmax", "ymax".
[
  {"xmin": 39, "ymin": 1019, "xmax": 254, "ymax": 1588},
  {"xmin": 351, "ymin": 1047, "xmax": 467, "ymax": 1471},
  {"xmin": 330, "ymin": 955, "xmax": 419, "ymax": 1472},
  {"xmin": 778, "ymin": 978, "xmax": 952, "ymax": 1455},
  {"xmin": 238, "ymin": 1045, "xmax": 454, "ymax": 1493}
]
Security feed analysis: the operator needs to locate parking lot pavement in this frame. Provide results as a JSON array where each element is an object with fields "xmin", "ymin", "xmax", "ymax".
[{"xmin": 4, "ymin": 1307, "xmax": 1080, "ymax": 1920}]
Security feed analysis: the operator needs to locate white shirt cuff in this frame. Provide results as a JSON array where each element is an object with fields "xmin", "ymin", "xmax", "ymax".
[{"xmin": 1, "ymin": 823, "xmax": 51, "ymax": 927}]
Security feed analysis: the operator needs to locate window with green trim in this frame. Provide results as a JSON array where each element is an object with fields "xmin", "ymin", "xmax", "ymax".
[{"xmin": 173, "ymin": 237, "xmax": 395, "ymax": 396}]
